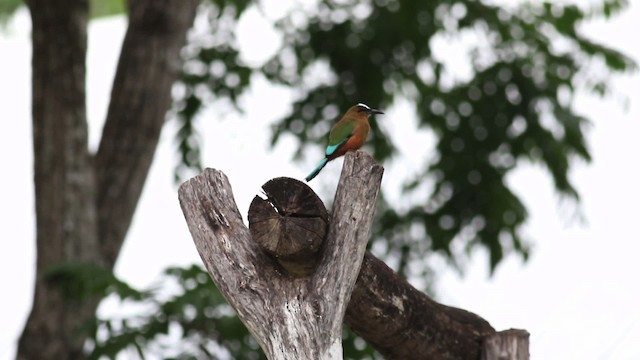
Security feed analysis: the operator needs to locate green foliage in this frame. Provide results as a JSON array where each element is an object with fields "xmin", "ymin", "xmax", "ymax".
[
  {"xmin": 45, "ymin": 262, "xmax": 147, "ymax": 302},
  {"xmin": 175, "ymin": 0, "xmax": 635, "ymax": 274},
  {"xmin": 89, "ymin": 0, "xmax": 126, "ymax": 19},
  {"xmin": 49, "ymin": 263, "xmax": 255, "ymax": 359},
  {"xmin": 50, "ymin": 263, "xmax": 377, "ymax": 359},
  {"xmin": 259, "ymin": 0, "xmax": 635, "ymax": 273},
  {"xmin": 173, "ymin": 0, "xmax": 254, "ymax": 181},
  {"xmin": 342, "ymin": 328, "xmax": 381, "ymax": 360},
  {"xmin": 0, "ymin": 0, "xmax": 22, "ymax": 26}
]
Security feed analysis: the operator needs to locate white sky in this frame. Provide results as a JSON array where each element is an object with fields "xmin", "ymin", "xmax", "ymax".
[{"xmin": 2, "ymin": 2, "xmax": 640, "ymax": 359}]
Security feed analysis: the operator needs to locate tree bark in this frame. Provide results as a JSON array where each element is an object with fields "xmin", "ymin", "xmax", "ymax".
[
  {"xmin": 19, "ymin": 2, "xmax": 97, "ymax": 359},
  {"xmin": 347, "ymin": 253, "xmax": 496, "ymax": 359},
  {"xmin": 178, "ymin": 151, "xmax": 384, "ymax": 360},
  {"xmin": 19, "ymin": 1, "xmax": 198, "ymax": 359},
  {"xmin": 95, "ymin": 0, "xmax": 199, "ymax": 267},
  {"xmin": 481, "ymin": 329, "xmax": 530, "ymax": 360}
]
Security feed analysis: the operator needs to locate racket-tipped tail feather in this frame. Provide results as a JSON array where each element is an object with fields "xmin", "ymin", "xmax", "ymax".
[{"xmin": 305, "ymin": 158, "xmax": 329, "ymax": 182}]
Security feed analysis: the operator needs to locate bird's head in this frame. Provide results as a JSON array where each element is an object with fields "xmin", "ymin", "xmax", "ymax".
[{"xmin": 354, "ymin": 103, "xmax": 384, "ymax": 117}]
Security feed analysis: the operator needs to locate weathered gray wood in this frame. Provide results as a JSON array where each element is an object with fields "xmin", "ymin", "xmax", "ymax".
[
  {"xmin": 247, "ymin": 177, "xmax": 498, "ymax": 359},
  {"xmin": 481, "ymin": 329, "xmax": 530, "ymax": 360},
  {"xmin": 178, "ymin": 151, "xmax": 383, "ymax": 360}
]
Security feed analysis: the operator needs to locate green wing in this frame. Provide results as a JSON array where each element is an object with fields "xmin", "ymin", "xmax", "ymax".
[{"xmin": 326, "ymin": 119, "xmax": 355, "ymax": 156}]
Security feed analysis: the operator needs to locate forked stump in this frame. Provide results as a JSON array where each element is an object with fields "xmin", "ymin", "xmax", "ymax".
[
  {"xmin": 179, "ymin": 150, "xmax": 528, "ymax": 360},
  {"xmin": 178, "ymin": 151, "xmax": 383, "ymax": 360}
]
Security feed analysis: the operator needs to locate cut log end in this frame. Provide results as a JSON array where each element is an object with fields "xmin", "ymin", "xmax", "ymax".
[{"xmin": 248, "ymin": 177, "xmax": 329, "ymax": 277}]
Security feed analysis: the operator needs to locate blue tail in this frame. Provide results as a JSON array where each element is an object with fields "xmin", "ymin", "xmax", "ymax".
[{"xmin": 305, "ymin": 158, "xmax": 329, "ymax": 182}]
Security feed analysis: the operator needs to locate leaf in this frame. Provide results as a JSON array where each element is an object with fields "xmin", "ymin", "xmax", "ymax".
[
  {"xmin": 0, "ymin": 0, "xmax": 22, "ymax": 26},
  {"xmin": 89, "ymin": 0, "xmax": 126, "ymax": 19},
  {"xmin": 44, "ymin": 262, "xmax": 146, "ymax": 301}
]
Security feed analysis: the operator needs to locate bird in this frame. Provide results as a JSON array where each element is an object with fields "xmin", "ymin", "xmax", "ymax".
[{"xmin": 305, "ymin": 103, "xmax": 383, "ymax": 182}]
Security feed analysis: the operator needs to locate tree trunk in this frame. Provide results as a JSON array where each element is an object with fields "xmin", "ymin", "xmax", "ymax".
[
  {"xmin": 19, "ymin": 2, "xmax": 97, "ymax": 359},
  {"xmin": 18, "ymin": 1, "xmax": 198, "ymax": 359},
  {"xmin": 178, "ymin": 152, "xmax": 384, "ymax": 360}
]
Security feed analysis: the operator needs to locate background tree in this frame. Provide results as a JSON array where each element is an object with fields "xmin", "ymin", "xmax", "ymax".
[
  {"xmin": 15, "ymin": 1, "xmax": 198, "ymax": 359},
  {"xmin": 4, "ymin": 0, "xmax": 634, "ymax": 358}
]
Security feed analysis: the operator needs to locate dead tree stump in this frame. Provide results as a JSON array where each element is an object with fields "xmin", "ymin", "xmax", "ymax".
[
  {"xmin": 178, "ymin": 150, "xmax": 529, "ymax": 360},
  {"xmin": 179, "ymin": 151, "xmax": 383, "ymax": 360}
]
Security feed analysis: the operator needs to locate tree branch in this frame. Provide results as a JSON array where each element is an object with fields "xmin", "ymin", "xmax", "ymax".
[
  {"xmin": 347, "ymin": 253, "xmax": 495, "ymax": 359},
  {"xmin": 95, "ymin": 0, "xmax": 198, "ymax": 266}
]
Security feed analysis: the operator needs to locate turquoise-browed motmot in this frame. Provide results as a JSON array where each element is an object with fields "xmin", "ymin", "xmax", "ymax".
[{"xmin": 305, "ymin": 103, "xmax": 384, "ymax": 182}]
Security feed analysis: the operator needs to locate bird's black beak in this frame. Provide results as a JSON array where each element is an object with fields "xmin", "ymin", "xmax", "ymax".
[{"xmin": 368, "ymin": 108, "xmax": 384, "ymax": 115}]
